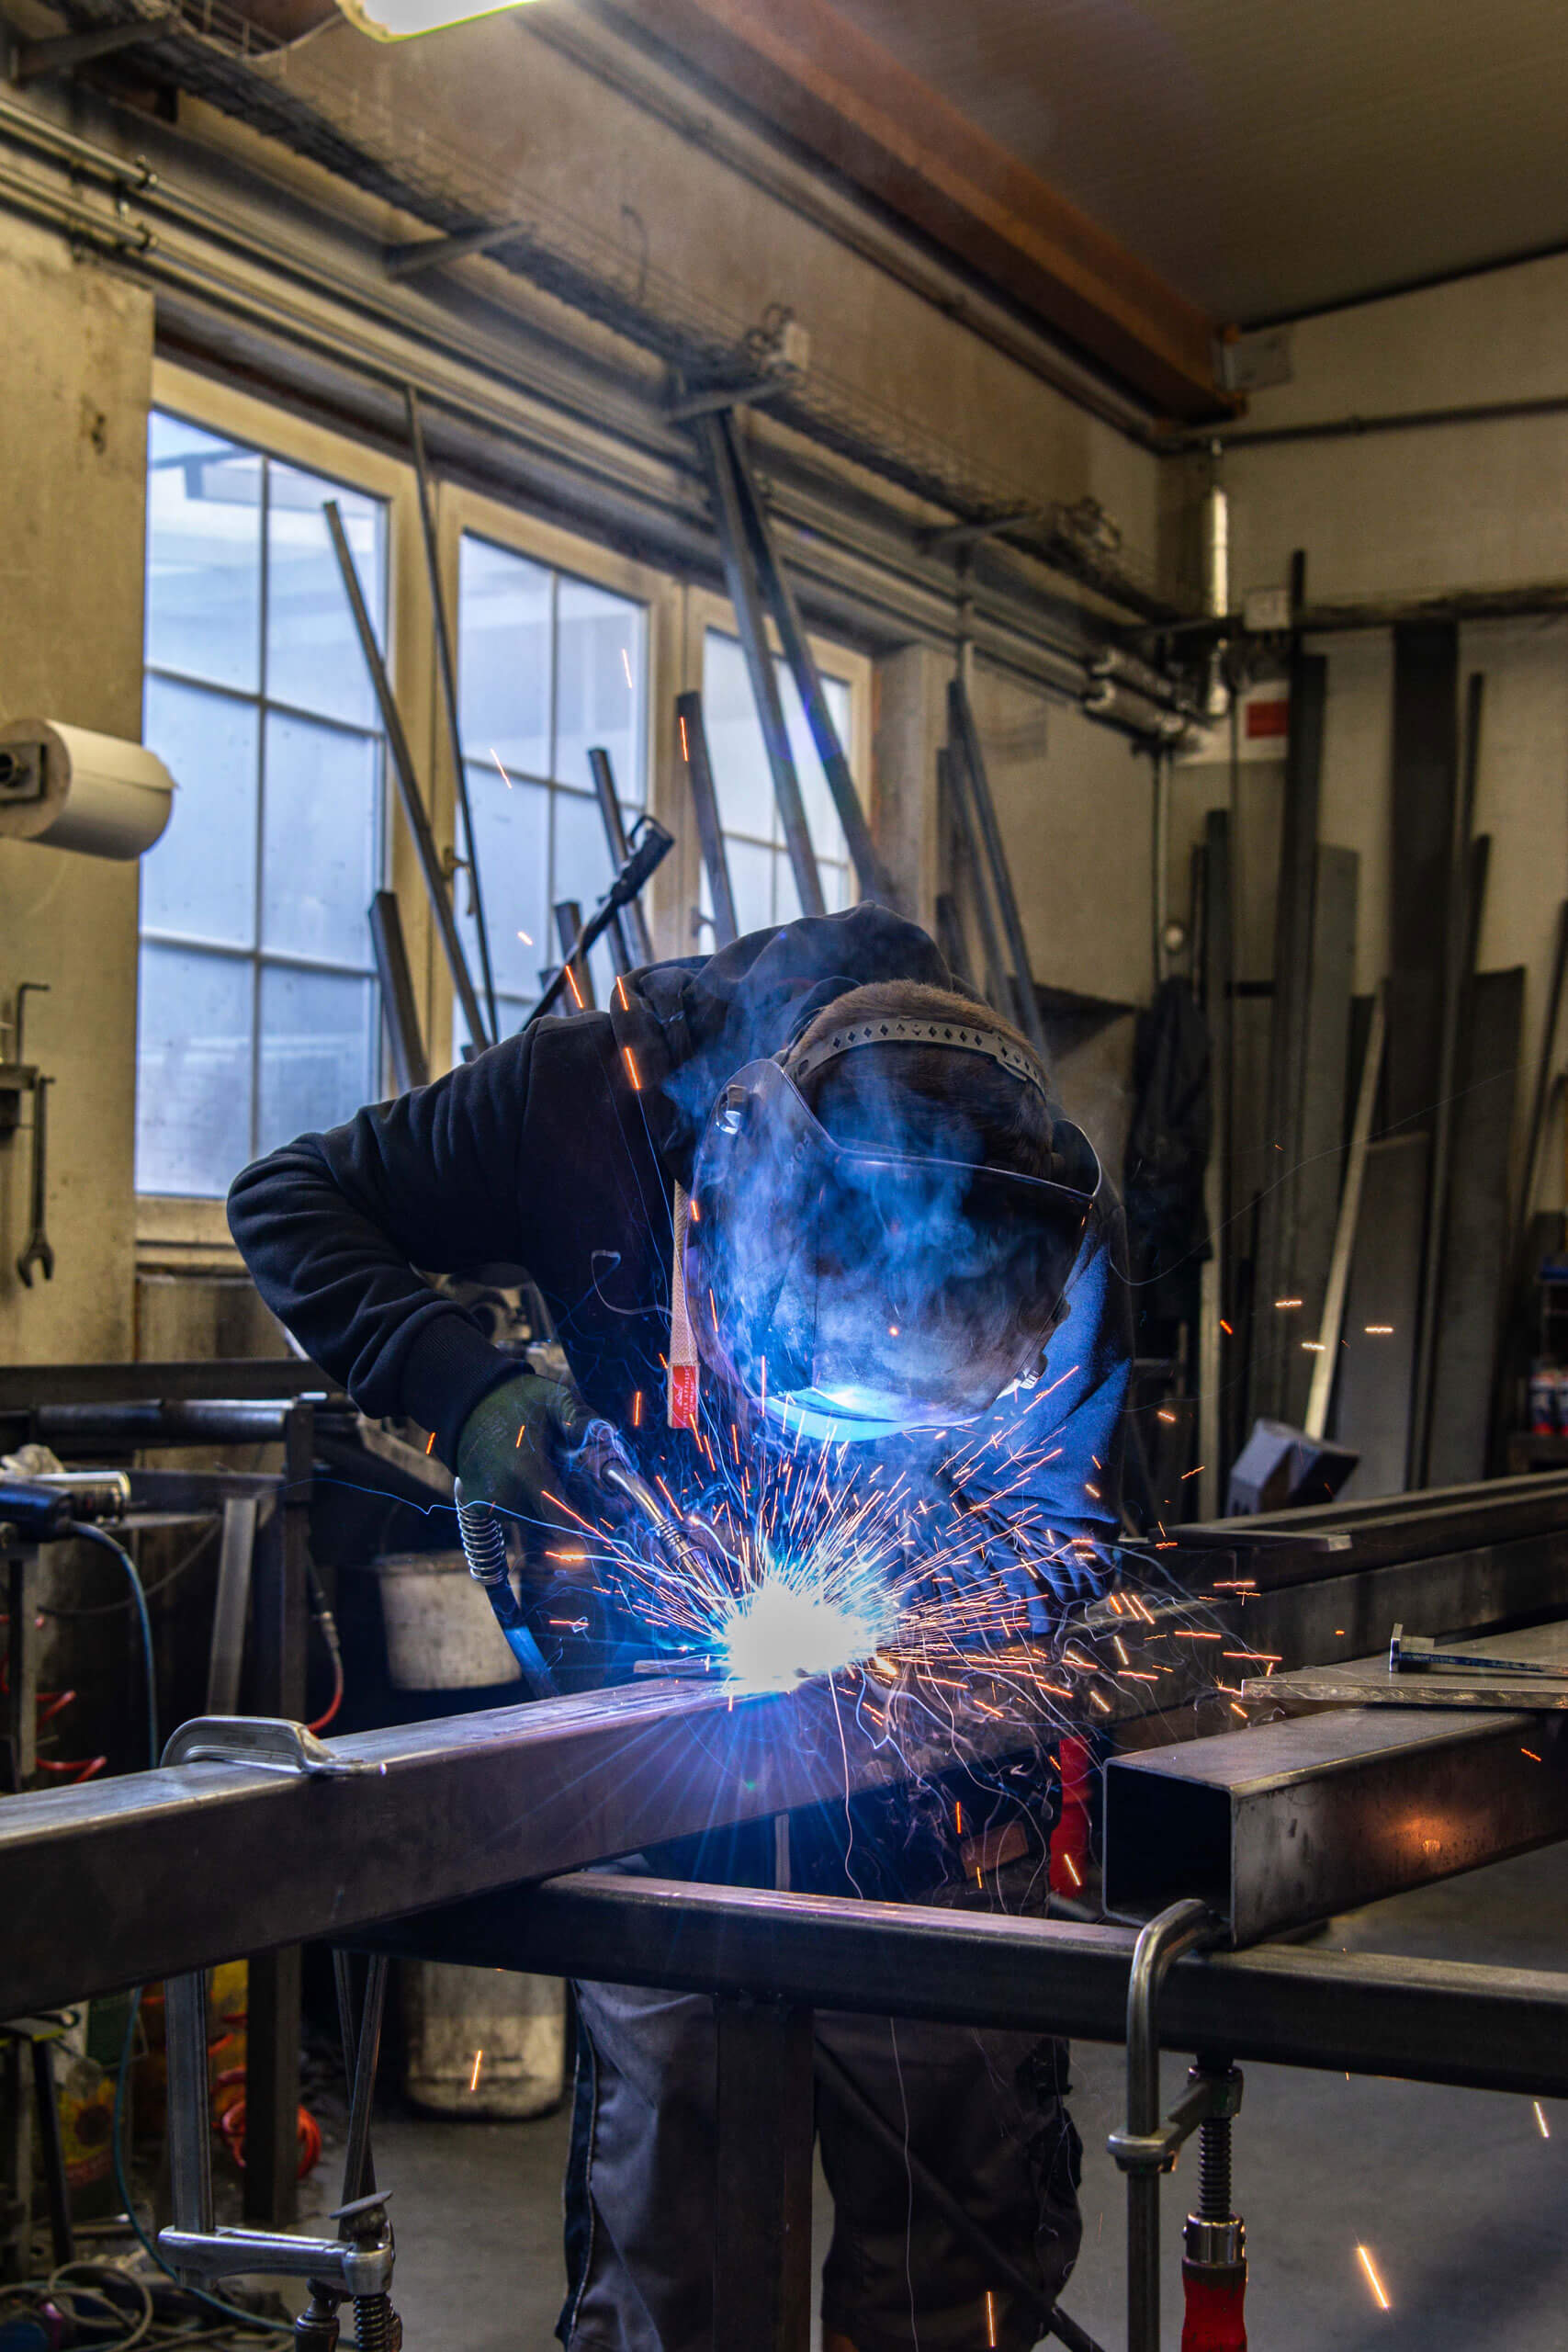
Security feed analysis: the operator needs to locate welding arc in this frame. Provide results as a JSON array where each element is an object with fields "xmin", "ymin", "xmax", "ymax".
[{"xmin": 813, "ymin": 2043, "xmax": 1106, "ymax": 2352}]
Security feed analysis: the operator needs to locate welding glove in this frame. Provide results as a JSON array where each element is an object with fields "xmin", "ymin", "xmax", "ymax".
[{"xmin": 454, "ymin": 1369, "xmax": 596, "ymax": 1540}]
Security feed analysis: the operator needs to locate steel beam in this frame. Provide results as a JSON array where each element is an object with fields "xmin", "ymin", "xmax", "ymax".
[
  {"xmin": 360, "ymin": 1871, "xmax": 1568, "ymax": 2102},
  {"xmin": 1104, "ymin": 1704, "xmax": 1568, "ymax": 1945},
  {"xmin": 0, "ymin": 1674, "xmax": 1044, "ymax": 2018}
]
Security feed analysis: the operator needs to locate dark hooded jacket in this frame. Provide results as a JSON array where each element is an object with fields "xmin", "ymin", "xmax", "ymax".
[{"xmin": 228, "ymin": 907, "xmax": 1132, "ymax": 1553}]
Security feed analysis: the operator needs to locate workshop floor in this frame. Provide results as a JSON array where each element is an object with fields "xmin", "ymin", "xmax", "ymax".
[{"xmin": 369, "ymin": 1842, "xmax": 1568, "ymax": 2350}]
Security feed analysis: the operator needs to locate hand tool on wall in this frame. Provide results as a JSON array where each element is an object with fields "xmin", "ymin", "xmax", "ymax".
[{"xmin": 16, "ymin": 1074, "xmax": 53, "ymax": 1286}]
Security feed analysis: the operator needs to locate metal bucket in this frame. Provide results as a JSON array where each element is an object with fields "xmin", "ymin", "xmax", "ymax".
[
  {"xmin": 371, "ymin": 1552, "xmax": 565, "ymax": 2114},
  {"xmin": 371, "ymin": 1550, "xmax": 521, "ymax": 1690},
  {"xmin": 402, "ymin": 1962, "xmax": 567, "ymax": 2120}
]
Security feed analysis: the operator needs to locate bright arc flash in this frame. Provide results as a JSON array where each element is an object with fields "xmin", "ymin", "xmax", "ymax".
[
  {"xmin": 721, "ymin": 1574, "xmax": 886, "ymax": 1690},
  {"xmin": 1356, "ymin": 2245, "xmax": 1391, "ymax": 2311}
]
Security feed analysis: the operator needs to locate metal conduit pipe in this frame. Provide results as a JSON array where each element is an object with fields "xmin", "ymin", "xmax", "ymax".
[{"xmin": 0, "ymin": 97, "xmax": 1190, "ymax": 741}]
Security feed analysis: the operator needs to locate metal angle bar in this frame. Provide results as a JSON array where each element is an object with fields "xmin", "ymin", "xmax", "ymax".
[
  {"xmin": 406, "ymin": 385, "xmax": 498, "ymax": 1046},
  {"xmin": 677, "ymin": 691, "xmax": 739, "ymax": 946},
  {"xmin": 1411, "ymin": 822, "xmax": 1491, "ymax": 1483},
  {"xmin": 361, "ymin": 1870, "xmax": 1568, "ymax": 2101},
  {"xmin": 12, "ymin": 15, "xmax": 174, "ymax": 82},
  {"xmin": 383, "ymin": 219, "xmax": 531, "ymax": 278},
  {"xmin": 1103, "ymin": 1702, "xmax": 1568, "ymax": 1946},
  {"xmin": 0, "ymin": 1673, "xmax": 1040, "ymax": 2018},
  {"xmin": 588, "ymin": 748, "xmax": 651, "ymax": 968},
  {"xmin": 368, "ymin": 889, "xmax": 431, "ymax": 1093},
  {"xmin": 693, "ymin": 413, "xmax": 825, "ymax": 919},
  {"xmin": 720, "ymin": 411, "xmax": 895, "ymax": 906},
  {"xmin": 946, "ymin": 679, "xmax": 1050, "ymax": 1057},
  {"xmin": 1304, "ymin": 984, "xmax": 1386, "ymax": 1442},
  {"xmin": 322, "ymin": 500, "xmax": 491, "ymax": 1057},
  {"xmin": 0, "ymin": 1361, "xmax": 339, "ymax": 1408},
  {"xmin": 939, "ymin": 741, "xmax": 1010, "ymax": 1019},
  {"xmin": 203, "ymin": 1495, "xmax": 257, "ymax": 1718}
]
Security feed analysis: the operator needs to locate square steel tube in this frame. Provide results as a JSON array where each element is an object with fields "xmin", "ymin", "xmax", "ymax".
[
  {"xmin": 1104, "ymin": 1704, "xmax": 1568, "ymax": 1946},
  {"xmin": 0, "ymin": 1675, "xmax": 1043, "ymax": 2018}
]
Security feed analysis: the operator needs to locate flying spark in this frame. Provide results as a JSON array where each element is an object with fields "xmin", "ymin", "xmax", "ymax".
[
  {"xmin": 489, "ymin": 749, "xmax": 513, "ymax": 790},
  {"xmin": 1534, "ymin": 2100, "xmax": 1551, "ymax": 2137},
  {"xmin": 517, "ymin": 928, "xmax": 534, "ymax": 947},
  {"xmin": 1365, "ymin": 1324, "xmax": 1394, "ymax": 1335},
  {"xmin": 1356, "ymin": 2245, "xmax": 1391, "ymax": 2311},
  {"xmin": 469, "ymin": 2049, "xmax": 484, "ymax": 2092},
  {"xmin": 621, "ymin": 647, "xmax": 634, "ymax": 689}
]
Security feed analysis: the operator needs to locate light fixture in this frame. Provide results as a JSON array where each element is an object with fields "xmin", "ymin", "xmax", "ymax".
[{"xmin": 337, "ymin": 0, "xmax": 535, "ymax": 40}]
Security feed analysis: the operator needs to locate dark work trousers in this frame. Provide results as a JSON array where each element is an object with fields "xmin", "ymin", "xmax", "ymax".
[{"xmin": 557, "ymin": 1878, "xmax": 1083, "ymax": 2350}]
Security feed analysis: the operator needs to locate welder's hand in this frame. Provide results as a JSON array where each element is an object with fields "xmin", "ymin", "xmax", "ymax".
[{"xmin": 455, "ymin": 1371, "xmax": 595, "ymax": 1534}]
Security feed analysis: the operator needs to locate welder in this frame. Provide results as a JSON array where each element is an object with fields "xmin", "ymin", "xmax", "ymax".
[{"xmin": 229, "ymin": 903, "xmax": 1132, "ymax": 2352}]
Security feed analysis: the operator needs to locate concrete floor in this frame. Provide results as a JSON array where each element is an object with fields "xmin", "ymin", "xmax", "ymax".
[{"xmin": 368, "ymin": 1843, "xmax": 1568, "ymax": 2350}]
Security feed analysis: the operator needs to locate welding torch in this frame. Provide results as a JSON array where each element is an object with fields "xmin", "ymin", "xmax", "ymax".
[{"xmin": 575, "ymin": 1419, "xmax": 745, "ymax": 1595}]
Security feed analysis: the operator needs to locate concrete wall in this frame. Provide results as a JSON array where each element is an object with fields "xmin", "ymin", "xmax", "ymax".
[
  {"xmin": 0, "ymin": 221, "xmax": 152, "ymax": 1365},
  {"xmin": 1167, "ymin": 253, "xmax": 1568, "ymax": 1210}
]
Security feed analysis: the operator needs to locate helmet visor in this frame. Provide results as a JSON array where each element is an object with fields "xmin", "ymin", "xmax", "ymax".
[{"xmin": 686, "ymin": 1058, "xmax": 1100, "ymax": 1440}]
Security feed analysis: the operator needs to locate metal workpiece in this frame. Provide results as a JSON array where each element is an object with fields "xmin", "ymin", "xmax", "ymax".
[
  {"xmin": 0, "ymin": 1673, "xmax": 1042, "ymax": 2018},
  {"xmin": 364, "ymin": 1870, "xmax": 1568, "ymax": 2101},
  {"xmin": 1104, "ymin": 1703, "xmax": 1568, "ymax": 1945},
  {"xmin": 1255, "ymin": 1615, "xmax": 1568, "ymax": 1709}
]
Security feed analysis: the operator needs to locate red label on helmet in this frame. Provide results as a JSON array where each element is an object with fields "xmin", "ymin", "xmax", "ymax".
[{"xmin": 669, "ymin": 1361, "xmax": 699, "ymax": 1430}]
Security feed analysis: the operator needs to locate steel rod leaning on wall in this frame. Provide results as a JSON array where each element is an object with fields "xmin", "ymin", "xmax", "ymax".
[
  {"xmin": 693, "ymin": 412, "xmax": 825, "ymax": 920},
  {"xmin": 405, "ymin": 384, "xmax": 498, "ymax": 1046},
  {"xmin": 323, "ymin": 501, "xmax": 491, "ymax": 1057}
]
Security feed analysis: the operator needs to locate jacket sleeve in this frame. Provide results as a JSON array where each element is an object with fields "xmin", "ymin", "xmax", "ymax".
[{"xmin": 227, "ymin": 1028, "xmax": 556, "ymax": 1463}]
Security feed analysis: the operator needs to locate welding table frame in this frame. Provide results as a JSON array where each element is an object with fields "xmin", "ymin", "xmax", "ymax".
[
  {"xmin": 0, "ymin": 1364, "xmax": 331, "ymax": 2230},
  {"xmin": 8, "ymin": 1453, "xmax": 1568, "ymax": 2334},
  {"xmin": 6, "ymin": 1678, "xmax": 1568, "ymax": 2352}
]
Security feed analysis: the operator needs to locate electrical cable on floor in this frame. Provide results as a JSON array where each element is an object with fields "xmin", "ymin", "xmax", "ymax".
[{"xmin": 63, "ymin": 1523, "xmax": 159, "ymax": 1770}]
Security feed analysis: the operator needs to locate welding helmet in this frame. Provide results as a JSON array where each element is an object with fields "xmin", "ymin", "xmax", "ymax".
[{"xmin": 685, "ymin": 1027, "xmax": 1100, "ymax": 1442}]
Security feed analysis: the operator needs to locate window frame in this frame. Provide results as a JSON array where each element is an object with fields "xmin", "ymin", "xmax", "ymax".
[{"xmin": 137, "ymin": 359, "xmax": 433, "ymax": 1263}]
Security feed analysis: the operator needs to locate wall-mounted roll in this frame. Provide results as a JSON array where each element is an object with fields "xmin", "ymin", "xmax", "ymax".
[{"xmin": 0, "ymin": 718, "xmax": 175, "ymax": 859}]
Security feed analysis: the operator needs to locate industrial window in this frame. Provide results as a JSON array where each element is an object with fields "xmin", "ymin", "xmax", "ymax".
[
  {"xmin": 136, "ymin": 411, "xmax": 388, "ymax": 1198},
  {"xmin": 455, "ymin": 530, "xmax": 648, "ymax": 1040},
  {"xmin": 700, "ymin": 628, "xmax": 855, "ymax": 935}
]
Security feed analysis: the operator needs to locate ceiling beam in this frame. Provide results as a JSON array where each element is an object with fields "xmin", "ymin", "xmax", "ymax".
[{"xmin": 607, "ymin": 0, "xmax": 1233, "ymax": 421}]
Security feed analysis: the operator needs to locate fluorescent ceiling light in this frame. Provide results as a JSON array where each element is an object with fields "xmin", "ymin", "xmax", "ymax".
[{"xmin": 337, "ymin": 0, "xmax": 535, "ymax": 40}]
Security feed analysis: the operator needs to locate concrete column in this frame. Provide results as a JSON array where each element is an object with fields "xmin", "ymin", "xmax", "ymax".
[{"xmin": 0, "ymin": 223, "xmax": 153, "ymax": 1363}]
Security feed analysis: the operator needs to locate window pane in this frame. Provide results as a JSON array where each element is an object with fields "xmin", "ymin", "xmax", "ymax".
[
  {"xmin": 256, "ymin": 966, "xmax": 375, "ymax": 1154},
  {"xmin": 136, "ymin": 944, "xmax": 254, "ymax": 1196},
  {"xmin": 725, "ymin": 836, "xmax": 776, "ymax": 941},
  {"xmin": 554, "ymin": 786, "xmax": 619, "ymax": 1003},
  {"xmin": 145, "ymin": 415, "xmax": 262, "ymax": 694},
  {"xmin": 555, "ymin": 577, "xmax": 646, "ymax": 802},
  {"xmin": 458, "ymin": 537, "xmax": 551, "ymax": 779},
  {"xmin": 784, "ymin": 667, "xmax": 852, "ymax": 866},
  {"xmin": 822, "ymin": 858, "xmax": 854, "ymax": 914},
  {"xmin": 141, "ymin": 677, "xmax": 258, "ymax": 949},
  {"xmin": 266, "ymin": 465, "xmax": 385, "ymax": 729},
  {"xmin": 461, "ymin": 766, "xmax": 549, "ymax": 1006},
  {"xmin": 773, "ymin": 849, "xmax": 802, "ymax": 928},
  {"xmin": 701, "ymin": 631, "xmax": 774, "ymax": 841},
  {"xmin": 261, "ymin": 713, "xmax": 380, "ymax": 966}
]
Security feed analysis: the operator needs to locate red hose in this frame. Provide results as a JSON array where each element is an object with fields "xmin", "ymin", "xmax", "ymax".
[
  {"xmin": 1181, "ymin": 2265, "xmax": 1247, "ymax": 2351},
  {"xmin": 308, "ymin": 1651, "xmax": 344, "ymax": 1735}
]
